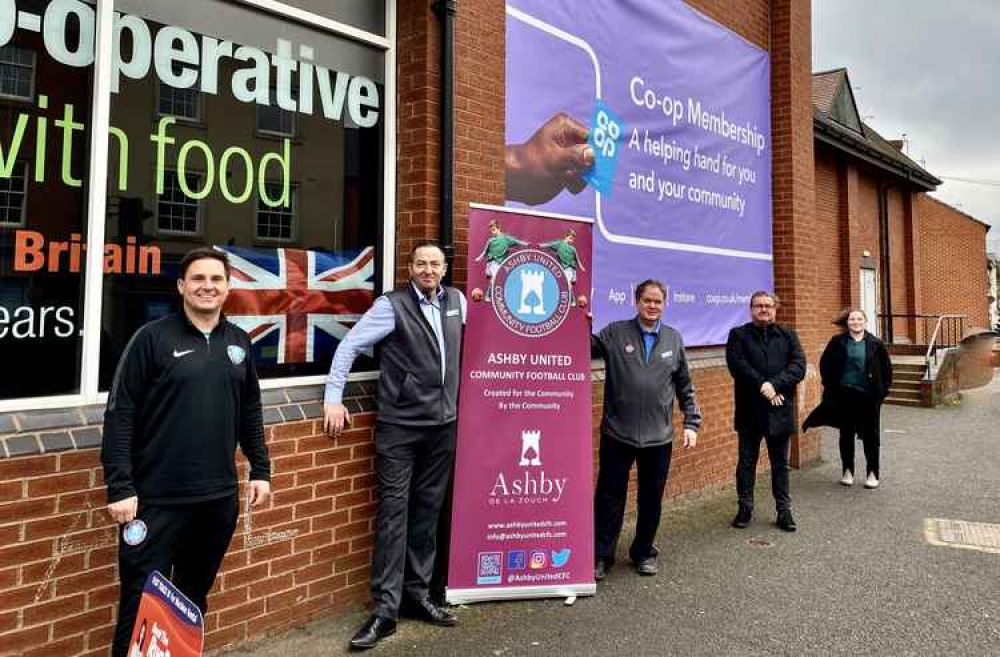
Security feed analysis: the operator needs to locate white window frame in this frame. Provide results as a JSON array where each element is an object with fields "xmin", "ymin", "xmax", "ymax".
[
  {"xmin": 2, "ymin": 0, "xmax": 397, "ymax": 411},
  {"xmin": 0, "ymin": 161, "xmax": 29, "ymax": 227},
  {"xmin": 0, "ymin": 45, "xmax": 36, "ymax": 102},
  {"xmin": 156, "ymin": 169, "xmax": 204, "ymax": 236},
  {"xmin": 255, "ymin": 182, "xmax": 298, "ymax": 243},
  {"xmin": 156, "ymin": 82, "xmax": 204, "ymax": 124}
]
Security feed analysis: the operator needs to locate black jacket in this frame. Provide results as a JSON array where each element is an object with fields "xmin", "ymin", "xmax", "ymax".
[
  {"xmin": 725, "ymin": 322, "xmax": 806, "ymax": 436},
  {"xmin": 819, "ymin": 332, "xmax": 892, "ymax": 399},
  {"xmin": 102, "ymin": 313, "xmax": 270, "ymax": 505},
  {"xmin": 803, "ymin": 331, "xmax": 892, "ymax": 431},
  {"xmin": 593, "ymin": 319, "xmax": 702, "ymax": 447}
]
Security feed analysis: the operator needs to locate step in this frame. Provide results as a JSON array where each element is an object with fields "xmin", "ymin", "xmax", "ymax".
[
  {"xmin": 893, "ymin": 372, "xmax": 925, "ymax": 383},
  {"xmin": 890, "ymin": 380, "xmax": 922, "ymax": 392},
  {"xmin": 885, "ymin": 388, "xmax": 921, "ymax": 401},
  {"xmin": 891, "ymin": 363, "xmax": 926, "ymax": 374},
  {"xmin": 884, "ymin": 396, "xmax": 925, "ymax": 407}
]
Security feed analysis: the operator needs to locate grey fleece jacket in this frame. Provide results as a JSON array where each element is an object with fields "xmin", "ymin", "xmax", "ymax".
[{"xmin": 593, "ymin": 318, "xmax": 702, "ymax": 447}]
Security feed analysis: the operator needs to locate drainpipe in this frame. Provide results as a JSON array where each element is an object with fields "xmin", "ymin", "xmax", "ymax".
[
  {"xmin": 878, "ymin": 183, "xmax": 894, "ymax": 343},
  {"xmin": 433, "ymin": 0, "xmax": 456, "ymax": 282}
]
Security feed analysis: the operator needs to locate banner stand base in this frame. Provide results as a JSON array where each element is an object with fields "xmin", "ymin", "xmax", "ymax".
[{"xmin": 446, "ymin": 583, "xmax": 596, "ymax": 605}]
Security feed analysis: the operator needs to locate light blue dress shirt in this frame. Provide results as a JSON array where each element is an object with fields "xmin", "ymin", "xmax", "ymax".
[{"xmin": 324, "ymin": 283, "xmax": 467, "ymax": 404}]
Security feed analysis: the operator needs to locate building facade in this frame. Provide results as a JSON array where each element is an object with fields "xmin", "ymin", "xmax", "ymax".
[{"xmin": 0, "ymin": 1, "xmax": 990, "ymax": 655}]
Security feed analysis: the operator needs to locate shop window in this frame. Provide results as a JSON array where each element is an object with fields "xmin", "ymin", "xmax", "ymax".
[
  {"xmin": 256, "ymin": 183, "xmax": 296, "ymax": 241},
  {"xmin": 0, "ymin": 161, "xmax": 27, "ymax": 226},
  {"xmin": 0, "ymin": 44, "xmax": 34, "ymax": 101},
  {"xmin": 156, "ymin": 171, "xmax": 202, "ymax": 234},
  {"xmin": 99, "ymin": 0, "xmax": 386, "ymax": 386},
  {"xmin": 157, "ymin": 83, "xmax": 202, "ymax": 123},
  {"xmin": 0, "ymin": 1, "xmax": 93, "ymax": 401}
]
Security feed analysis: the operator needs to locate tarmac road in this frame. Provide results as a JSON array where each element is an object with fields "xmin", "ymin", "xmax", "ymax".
[{"xmin": 234, "ymin": 373, "xmax": 999, "ymax": 657}]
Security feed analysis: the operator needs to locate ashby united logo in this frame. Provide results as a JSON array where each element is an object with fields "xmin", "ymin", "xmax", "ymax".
[
  {"xmin": 492, "ymin": 249, "xmax": 570, "ymax": 338},
  {"xmin": 489, "ymin": 429, "xmax": 567, "ymax": 505},
  {"xmin": 227, "ymin": 345, "xmax": 246, "ymax": 365},
  {"xmin": 519, "ymin": 429, "xmax": 542, "ymax": 466}
]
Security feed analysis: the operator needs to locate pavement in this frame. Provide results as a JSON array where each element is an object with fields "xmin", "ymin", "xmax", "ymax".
[{"xmin": 233, "ymin": 373, "xmax": 1000, "ymax": 657}]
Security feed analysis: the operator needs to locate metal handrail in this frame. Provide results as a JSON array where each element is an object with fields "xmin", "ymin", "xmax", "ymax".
[{"xmin": 924, "ymin": 314, "xmax": 967, "ymax": 375}]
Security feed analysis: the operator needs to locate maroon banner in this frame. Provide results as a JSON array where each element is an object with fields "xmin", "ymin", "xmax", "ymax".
[{"xmin": 447, "ymin": 204, "xmax": 595, "ymax": 603}]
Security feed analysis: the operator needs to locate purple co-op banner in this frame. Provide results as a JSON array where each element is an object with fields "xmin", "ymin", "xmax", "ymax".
[
  {"xmin": 505, "ymin": 0, "xmax": 773, "ymax": 345},
  {"xmin": 447, "ymin": 204, "xmax": 595, "ymax": 604}
]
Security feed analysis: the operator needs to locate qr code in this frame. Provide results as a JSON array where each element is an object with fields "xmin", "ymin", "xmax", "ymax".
[{"xmin": 476, "ymin": 552, "xmax": 502, "ymax": 585}]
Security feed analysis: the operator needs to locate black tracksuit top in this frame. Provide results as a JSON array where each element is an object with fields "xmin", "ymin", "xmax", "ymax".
[{"xmin": 101, "ymin": 312, "xmax": 270, "ymax": 505}]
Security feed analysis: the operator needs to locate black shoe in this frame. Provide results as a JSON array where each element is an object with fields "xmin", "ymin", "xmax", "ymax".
[
  {"xmin": 635, "ymin": 556, "xmax": 658, "ymax": 576},
  {"xmin": 350, "ymin": 615, "xmax": 396, "ymax": 650},
  {"xmin": 731, "ymin": 506, "xmax": 753, "ymax": 529},
  {"xmin": 400, "ymin": 597, "xmax": 457, "ymax": 626},
  {"xmin": 776, "ymin": 509, "xmax": 797, "ymax": 532},
  {"xmin": 594, "ymin": 558, "xmax": 611, "ymax": 581}
]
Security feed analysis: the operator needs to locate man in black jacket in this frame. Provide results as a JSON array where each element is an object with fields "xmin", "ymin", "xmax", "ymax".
[
  {"xmin": 323, "ymin": 242, "xmax": 466, "ymax": 650},
  {"xmin": 725, "ymin": 290, "xmax": 805, "ymax": 532},
  {"xmin": 592, "ymin": 280, "xmax": 701, "ymax": 580},
  {"xmin": 102, "ymin": 248, "xmax": 271, "ymax": 657}
]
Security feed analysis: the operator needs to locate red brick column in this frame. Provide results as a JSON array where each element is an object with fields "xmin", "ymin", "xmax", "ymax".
[{"xmin": 769, "ymin": 0, "xmax": 820, "ymax": 468}]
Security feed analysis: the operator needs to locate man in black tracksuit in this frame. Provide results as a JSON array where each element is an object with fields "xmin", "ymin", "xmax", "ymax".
[
  {"xmin": 102, "ymin": 248, "xmax": 271, "ymax": 657},
  {"xmin": 592, "ymin": 280, "xmax": 702, "ymax": 580},
  {"xmin": 725, "ymin": 290, "xmax": 805, "ymax": 532}
]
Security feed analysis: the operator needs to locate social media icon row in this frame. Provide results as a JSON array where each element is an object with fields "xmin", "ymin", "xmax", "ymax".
[{"xmin": 507, "ymin": 548, "xmax": 571, "ymax": 571}]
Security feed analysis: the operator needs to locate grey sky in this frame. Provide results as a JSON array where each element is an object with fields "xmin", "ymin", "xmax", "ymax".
[{"xmin": 812, "ymin": 0, "xmax": 1000, "ymax": 252}]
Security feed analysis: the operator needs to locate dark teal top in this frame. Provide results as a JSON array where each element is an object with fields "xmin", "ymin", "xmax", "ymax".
[{"xmin": 840, "ymin": 337, "xmax": 868, "ymax": 391}]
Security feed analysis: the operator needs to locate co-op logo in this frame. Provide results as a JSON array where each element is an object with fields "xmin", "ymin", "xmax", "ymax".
[
  {"xmin": 0, "ymin": 0, "xmax": 380, "ymax": 127},
  {"xmin": 491, "ymin": 249, "xmax": 570, "ymax": 338}
]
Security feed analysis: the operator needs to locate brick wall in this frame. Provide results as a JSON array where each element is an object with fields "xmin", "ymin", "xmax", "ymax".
[{"xmin": 915, "ymin": 195, "xmax": 990, "ymax": 330}]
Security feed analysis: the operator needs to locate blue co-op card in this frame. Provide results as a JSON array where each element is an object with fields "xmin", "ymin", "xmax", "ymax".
[{"xmin": 582, "ymin": 100, "xmax": 625, "ymax": 196}]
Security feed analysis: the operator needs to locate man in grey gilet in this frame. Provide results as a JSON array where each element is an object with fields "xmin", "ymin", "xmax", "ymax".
[
  {"xmin": 591, "ymin": 279, "xmax": 701, "ymax": 580},
  {"xmin": 324, "ymin": 242, "xmax": 466, "ymax": 650}
]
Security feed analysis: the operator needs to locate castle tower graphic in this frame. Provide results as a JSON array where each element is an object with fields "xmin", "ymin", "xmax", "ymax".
[{"xmin": 517, "ymin": 269, "xmax": 546, "ymax": 316}]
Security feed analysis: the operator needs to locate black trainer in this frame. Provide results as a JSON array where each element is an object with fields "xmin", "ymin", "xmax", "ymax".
[
  {"xmin": 594, "ymin": 558, "xmax": 611, "ymax": 581},
  {"xmin": 776, "ymin": 509, "xmax": 797, "ymax": 532},
  {"xmin": 731, "ymin": 506, "xmax": 753, "ymax": 529},
  {"xmin": 635, "ymin": 555, "xmax": 659, "ymax": 576}
]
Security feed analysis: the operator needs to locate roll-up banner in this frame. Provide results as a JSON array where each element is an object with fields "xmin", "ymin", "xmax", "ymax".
[
  {"xmin": 446, "ymin": 204, "xmax": 595, "ymax": 604},
  {"xmin": 505, "ymin": 0, "xmax": 773, "ymax": 346}
]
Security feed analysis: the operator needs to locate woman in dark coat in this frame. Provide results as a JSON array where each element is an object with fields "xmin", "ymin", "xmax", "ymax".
[{"xmin": 811, "ymin": 309, "xmax": 892, "ymax": 488}]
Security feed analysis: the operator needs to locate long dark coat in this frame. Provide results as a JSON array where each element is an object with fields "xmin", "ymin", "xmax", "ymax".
[
  {"xmin": 725, "ymin": 322, "xmax": 807, "ymax": 437},
  {"xmin": 802, "ymin": 331, "xmax": 892, "ymax": 431}
]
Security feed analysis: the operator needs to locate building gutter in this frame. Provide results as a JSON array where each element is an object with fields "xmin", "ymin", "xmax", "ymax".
[{"xmin": 814, "ymin": 119, "xmax": 939, "ymax": 191}]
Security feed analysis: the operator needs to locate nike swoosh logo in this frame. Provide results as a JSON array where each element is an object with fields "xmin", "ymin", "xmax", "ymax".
[{"xmin": 173, "ymin": 349, "xmax": 195, "ymax": 358}]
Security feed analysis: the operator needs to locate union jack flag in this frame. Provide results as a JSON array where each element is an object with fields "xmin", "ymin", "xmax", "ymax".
[{"xmin": 216, "ymin": 245, "xmax": 375, "ymax": 364}]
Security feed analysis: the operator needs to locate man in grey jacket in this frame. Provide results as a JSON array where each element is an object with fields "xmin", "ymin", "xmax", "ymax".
[{"xmin": 591, "ymin": 280, "xmax": 702, "ymax": 580}]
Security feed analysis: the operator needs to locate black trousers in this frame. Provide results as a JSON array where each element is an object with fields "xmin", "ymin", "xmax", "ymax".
[
  {"xmin": 111, "ymin": 495, "xmax": 239, "ymax": 657},
  {"xmin": 371, "ymin": 421, "xmax": 456, "ymax": 619},
  {"xmin": 736, "ymin": 431, "xmax": 791, "ymax": 512},
  {"xmin": 594, "ymin": 434, "xmax": 673, "ymax": 565},
  {"xmin": 838, "ymin": 387, "xmax": 882, "ymax": 477}
]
